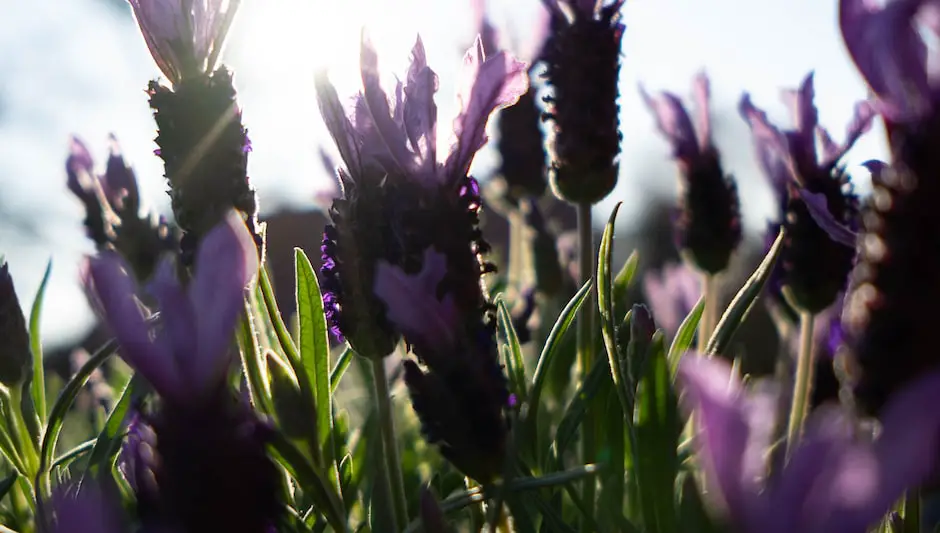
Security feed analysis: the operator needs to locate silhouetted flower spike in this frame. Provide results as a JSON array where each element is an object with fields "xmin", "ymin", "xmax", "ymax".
[
  {"xmin": 740, "ymin": 73, "xmax": 872, "ymax": 313},
  {"xmin": 0, "ymin": 262, "xmax": 31, "ymax": 387},
  {"xmin": 316, "ymin": 34, "xmax": 526, "ymax": 358},
  {"xmin": 127, "ymin": 0, "xmax": 241, "ymax": 87},
  {"xmin": 375, "ymin": 249, "xmax": 510, "ymax": 483},
  {"xmin": 543, "ymin": 0, "xmax": 624, "ymax": 205},
  {"xmin": 496, "ymin": 86, "xmax": 548, "ymax": 202},
  {"xmin": 679, "ymin": 354, "xmax": 940, "ymax": 533},
  {"xmin": 642, "ymin": 73, "xmax": 742, "ymax": 273}
]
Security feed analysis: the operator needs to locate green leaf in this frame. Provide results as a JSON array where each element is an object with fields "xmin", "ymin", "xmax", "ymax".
[
  {"xmin": 524, "ymin": 280, "xmax": 592, "ymax": 458},
  {"xmin": 496, "ymin": 297, "xmax": 527, "ymax": 402},
  {"xmin": 330, "ymin": 348, "xmax": 353, "ymax": 394},
  {"xmin": 0, "ymin": 472, "xmax": 17, "ymax": 507},
  {"xmin": 613, "ymin": 250, "xmax": 640, "ymax": 319},
  {"xmin": 676, "ymin": 472, "xmax": 720, "ymax": 533},
  {"xmin": 633, "ymin": 333, "xmax": 680, "ymax": 533},
  {"xmin": 80, "ymin": 372, "xmax": 147, "ymax": 484},
  {"xmin": 705, "ymin": 229, "xmax": 785, "ymax": 356},
  {"xmin": 258, "ymin": 265, "xmax": 302, "ymax": 362},
  {"xmin": 237, "ymin": 299, "xmax": 274, "ymax": 414},
  {"xmin": 51, "ymin": 439, "xmax": 97, "ymax": 472},
  {"xmin": 28, "ymin": 260, "xmax": 52, "ymax": 425},
  {"xmin": 667, "ymin": 297, "xmax": 704, "ymax": 376},
  {"xmin": 547, "ymin": 357, "xmax": 613, "ymax": 471},
  {"xmin": 268, "ymin": 430, "xmax": 347, "ymax": 532},
  {"xmin": 38, "ymin": 340, "xmax": 116, "ymax": 502},
  {"xmin": 597, "ymin": 203, "xmax": 631, "ymax": 417}
]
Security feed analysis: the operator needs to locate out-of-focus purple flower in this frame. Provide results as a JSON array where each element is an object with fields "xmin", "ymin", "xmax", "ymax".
[
  {"xmin": 316, "ymin": 33, "xmax": 527, "ymax": 358},
  {"xmin": 642, "ymin": 262, "xmax": 702, "ymax": 338},
  {"xmin": 85, "ymin": 210, "xmax": 257, "ymax": 403},
  {"xmin": 642, "ymin": 73, "xmax": 742, "ymax": 274},
  {"xmin": 50, "ymin": 483, "xmax": 126, "ymax": 533},
  {"xmin": 740, "ymin": 73, "xmax": 871, "ymax": 314},
  {"xmin": 839, "ymin": 0, "xmax": 940, "ymax": 124},
  {"xmin": 127, "ymin": 0, "xmax": 241, "ymax": 86},
  {"xmin": 543, "ymin": 0, "xmax": 624, "ymax": 205},
  {"xmin": 375, "ymin": 248, "xmax": 511, "ymax": 483},
  {"xmin": 679, "ymin": 354, "xmax": 940, "ymax": 533}
]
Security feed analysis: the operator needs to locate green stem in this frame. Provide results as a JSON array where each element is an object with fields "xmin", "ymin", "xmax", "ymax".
[
  {"xmin": 903, "ymin": 489, "xmax": 920, "ymax": 533},
  {"xmin": 698, "ymin": 274, "xmax": 718, "ymax": 353},
  {"xmin": 371, "ymin": 357, "xmax": 408, "ymax": 529},
  {"xmin": 576, "ymin": 202, "xmax": 596, "ymax": 530},
  {"xmin": 785, "ymin": 311, "xmax": 816, "ymax": 461}
]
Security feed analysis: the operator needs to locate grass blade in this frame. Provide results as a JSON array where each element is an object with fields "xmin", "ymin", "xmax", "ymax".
[
  {"xmin": 705, "ymin": 229, "xmax": 785, "ymax": 356},
  {"xmin": 496, "ymin": 297, "xmax": 527, "ymax": 402},
  {"xmin": 80, "ymin": 372, "xmax": 147, "ymax": 484},
  {"xmin": 28, "ymin": 260, "xmax": 52, "ymax": 425},
  {"xmin": 547, "ymin": 357, "xmax": 612, "ymax": 471},
  {"xmin": 597, "ymin": 203, "xmax": 630, "ymax": 417},
  {"xmin": 330, "ymin": 348, "xmax": 352, "ymax": 394},
  {"xmin": 667, "ymin": 298, "xmax": 704, "ymax": 376}
]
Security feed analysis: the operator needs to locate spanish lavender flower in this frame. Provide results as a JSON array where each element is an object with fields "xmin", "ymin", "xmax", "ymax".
[
  {"xmin": 66, "ymin": 135, "xmax": 178, "ymax": 281},
  {"xmin": 50, "ymin": 483, "xmax": 126, "ymax": 533},
  {"xmin": 129, "ymin": 0, "xmax": 261, "ymax": 267},
  {"xmin": 0, "ymin": 261, "xmax": 30, "ymax": 387},
  {"xmin": 739, "ymin": 73, "xmax": 872, "ymax": 313},
  {"xmin": 86, "ymin": 211, "xmax": 280, "ymax": 533},
  {"xmin": 316, "ymin": 33, "xmax": 527, "ymax": 359},
  {"xmin": 642, "ymin": 262, "xmax": 701, "ymax": 338},
  {"xmin": 497, "ymin": 86, "xmax": 548, "ymax": 202},
  {"xmin": 678, "ymin": 354, "xmax": 940, "ymax": 533},
  {"xmin": 543, "ymin": 0, "xmax": 624, "ymax": 205},
  {"xmin": 839, "ymin": 0, "xmax": 940, "ymax": 415},
  {"xmin": 642, "ymin": 73, "xmax": 742, "ymax": 273}
]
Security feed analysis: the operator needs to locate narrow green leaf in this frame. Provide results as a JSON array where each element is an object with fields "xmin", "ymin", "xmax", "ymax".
[
  {"xmin": 667, "ymin": 298, "xmax": 704, "ymax": 376},
  {"xmin": 633, "ymin": 334, "xmax": 680, "ymax": 533},
  {"xmin": 268, "ymin": 431, "xmax": 346, "ymax": 532},
  {"xmin": 597, "ymin": 203, "xmax": 631, "ymax": 418},
  {"xmin": 237, "ymin": 300, "xmax": 274, "ymax": 414},
  {"xmin": 677, "ymin": 472, "xmax": 720, "ymax": 533},
  {"xmin": 51, "ymin": 439, "xmax": 97, "ymax": 472},
  {"xmin": 613, "ymin": 250, "xmax": 640, "ymax": 319},
  {"xmin": 80, "ymin": 373, "xmax": 146, "ymax": 484},
  {"xmin": 28, "ymin": 260, "xmax": 52, "ymax": 424},
  {"xmin": 496, "ymin": 297, "xmax": 527, "ymax": 402},
  {"xmin": 258, "ymin": 266, "xmax": 301, "ymax": 362},
  {"xmin": 295, "ymin": 250, "xmax": 333, "ymax": 452},
  {"xmin": 0, "ymin": 472, "xmax": 17, "ymax": 504},
  {"xmin": 705, "ymin": 229, "xmax": 785, "ymax": 356},
  {"xmin": 38, "ymin": 340, "xmax": 116, "ymax": 502},
  {"xmin": 330, "ymin": 348, "xmax": 353, "ymax": 394},
  {"xmin": 547, "ymin": 357, "xmax": 613, "ymax": 471}
]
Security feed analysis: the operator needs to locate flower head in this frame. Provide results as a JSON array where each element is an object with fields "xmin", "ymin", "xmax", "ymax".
[
  {"xmin": 642, "ymin": 73, "xmax": 742, "ymax": 273},
  {"xmin": 0, "ymin": 262, "xmax": 31, "ymax": 387},
  {"xmin": 128, "ymin": 0, "xmax": 241, "ymax": 86},
  {"xmin": 678, "ymin": 354, "xmax": 940, "ymax": 533},
  {"xmin": 740, "ymin": 73, "xmax": 872, "ymax": 313},
  {"xmin": 316, "ymin": 33, "xmax": 527, "ymax": 358},
  {"xmin": 86, "ymin": 210, "xmax": 256, "ymax": 403},
  {"xmin": 642, "ymin": 262, "xmax": 702, "ymax": 338},
  {"xmin": 543, "ymin": 0, "xmax": 625, "ymax": 204}
]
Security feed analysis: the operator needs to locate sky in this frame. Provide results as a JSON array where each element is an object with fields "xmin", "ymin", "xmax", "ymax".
[{"xmin": 0, "ymin": 0, "xmax": 887, "ymax": 349}]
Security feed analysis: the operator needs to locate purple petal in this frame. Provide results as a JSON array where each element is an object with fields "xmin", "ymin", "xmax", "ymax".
[
  {"xmin": 676, "ymin": 356, "xmax": 754, "ymax": 522},
  {"xmin": 51, "ymin": 483, "xmax": 123, "ymax": 533},
  {"xmin": 640, "ymin": 86, "xmax": 699, "ymax": 162},
  {"xmin": 574, "ymin": 0, "xmax": 598, "ymax": 16},
  {"xmin": 797, "ymin": 188, "xmax": 858, "ymax": 247},
  {"xmin": 360, "ymin": 31, "xmax": 415, "ymax": 175},
  {"xmin": 839, "ymin": 101, "xmax": 876, "ymax": 158},
  {"xmin": 87, "ymin": 253, "xmax": 176, "ymax": 396},
  {"xmin": 863, "ymin": 159, "xmax": 890, "ymax": 187},
  {"xmin": 66, "ymin": 136, "xmax": 95, "ymax": 200},
  {"xmin": 146, "ymin": 258, "xmax": 196, "ymax": 399},
  {"xmin": 780, "ymin": 73, "xmax": 820, "ymax": 172},
  {"xmin": 691, "ymin": 71, "xmax": 712, "ymax": 148},
  {"xmin": 739, "ymin": 93, "xmax": 795, "ymax": 193},
  {"xmin": 444, "ymin": 37, "xmax": 529, "ymax": 183},
  {"xmin": 642, "ymin": 263, "xmax": 701, "ymax": 336},
  {"xmin": 315, "ymin": 71, "xmax": 362, "ymax": 177},
  {"xmin": 189, "ymin": 211, "xmax": 258, "ymax": 394},
  {"xmin": 403, "ymin": 36, "xmax": 439, "ymax": 179},
  {"xmin": 373, "ymin": 248, "xmax": 460, "ymax": 351},
  {"xmin": 839, "ymin": 0, "xmax": 933, "ymax": 122},
  {"xmin": 816, "ymin": 126, "xmax": 841, "ymax": 165},
  {"xmin": 127, "ymin": 0, "xmax": 187, "ymax": 84}
]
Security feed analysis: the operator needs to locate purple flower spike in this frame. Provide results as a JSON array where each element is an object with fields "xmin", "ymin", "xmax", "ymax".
[
  {"xmin": 86, "ymin": 210, "xmax": 257, "ymax": 403},
  {"xmin": 678, "ymin": 354, "xmax": 940, "ymax": 533},
  {"xmin": 839, "ymin": 0, "xmax": 937, "ymax": 123},
  {"xmin": 642, "ymin": 263, "xmax": 702, "ymax": 337},
  {"xmin": 740, "ymin": 74, "xmax": 867, "ymax": 313},
  {"xmin": 50, "ymin": 483, "xmax": 125, "ymax": 533},
  {"xmin": 128, "ymin": 0, "xmax": 242, "ymax": 86}
]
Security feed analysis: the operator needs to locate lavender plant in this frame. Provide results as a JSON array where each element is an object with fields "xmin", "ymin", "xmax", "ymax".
[{"xmin": 4, "ymin": 0, "xmax": 940, "ymax": 532}]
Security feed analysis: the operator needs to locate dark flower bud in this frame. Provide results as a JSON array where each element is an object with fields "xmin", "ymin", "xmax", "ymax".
[
  {"xmin": 496, "ymin": 87, "xmax": 548, "ymax": 202},
  {"xmin": 543, "ymin": 0, "xmax": 624, "ymax": 205},
  {"xmin": 148, "ymin": 69, "xmax": 262, "ymax": 267},
  {"xmin": 0, "ymin": 262, "xmax": 30, "ymax": 387}
]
